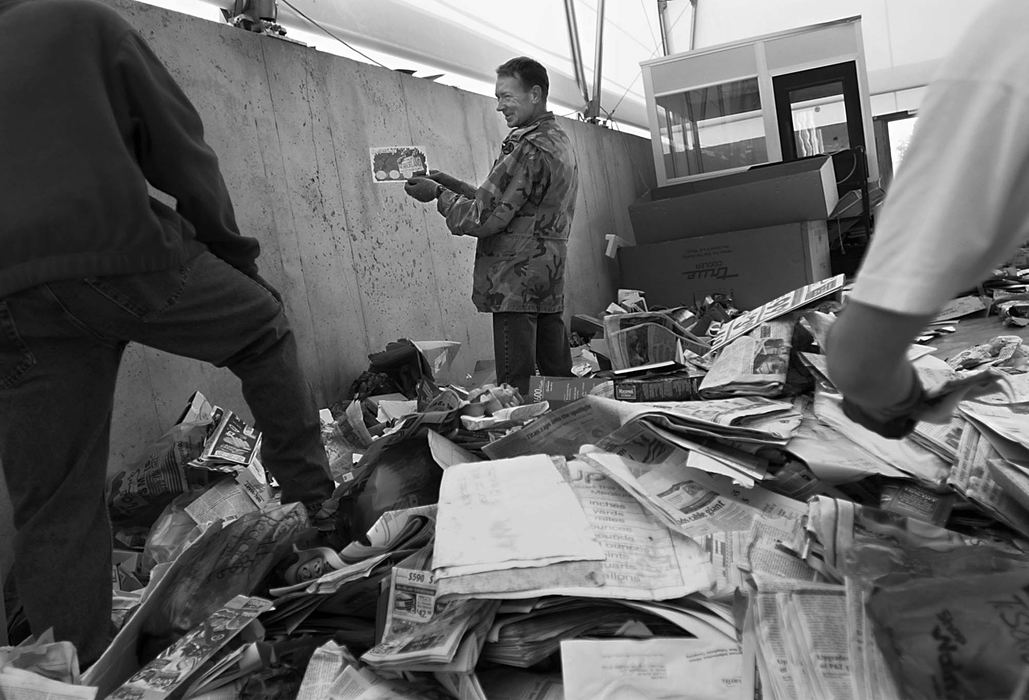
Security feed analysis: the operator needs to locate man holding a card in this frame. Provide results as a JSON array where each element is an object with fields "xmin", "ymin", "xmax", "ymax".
[{"xmin": 405, "ymin": 57, "xmax": 579, "ymax": 396}]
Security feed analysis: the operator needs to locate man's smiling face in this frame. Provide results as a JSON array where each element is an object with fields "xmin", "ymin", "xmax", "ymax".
[{"xmin": 495, "ymin": 74, "xmax": 539, "ymax": 128}]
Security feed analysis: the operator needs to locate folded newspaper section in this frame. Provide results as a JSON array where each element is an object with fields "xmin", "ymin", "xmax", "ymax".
[
  {"xmin": 560, "ymin": 637, "xmax": 744, "ymax": 700},
  {"xmin": 750, "ymin": 577, "xmax": 861, "ymax": 700},
  {"xmin": 485, "ymin": 596, "xmax": 737, "ymax": 672},
  {"xmin": 362, "ymin": 567, "xmax": 500, "ymax": 672},
  {"xmin": 791, "ymin": 495, "xmax": 1008, "ymax": 582},
  {"xmin": 107, "ymin": 596, "xmax": 271, "ymax": 700},
  {"xmin": 710, "ymin": 274, "xmax": 845, "ymax": 350},
  {"xmin": 181, "ymin": 640, "xmax": 270, "ymax": 697},
  {"xmin": 187, "ymin": 406, "xmax": 262, "ymax": 472},
  {"xmin": 297, "ymin": 639, "xmax": 444, "ymax": 700},
  {"xmin": 432, "ymin": 455, "xmax": 605, "ymax": 594},
  {"xmin": 699, "ymin": 318, "xmax": 796, "ymax": 399},
  {"xmin": 107, "ymin": 391, "xmax": 216, "ymax": 527},
  {"xmin": 0, "ymin": 668, "xmax": 97, "ymax": 700},
  {"xmin": 949, "ymin": 422, "xmax": 1029, "ymax": 536},
  {"xmin": 603, "ymin": 310, "xmax": 711, "ymax": 370}
]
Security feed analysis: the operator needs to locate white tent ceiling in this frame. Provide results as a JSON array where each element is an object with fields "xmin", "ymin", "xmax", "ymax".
[
  {"xmin": 139, "ymin": 0, "xmax": 693, "ymax": 134},
  {"xmin": 141, "ymin": 0, "xmax": 991, "ymax": 133},
  {"xmin": 274, "ymin": 0, "xmax": 688, "ymax": 133}
]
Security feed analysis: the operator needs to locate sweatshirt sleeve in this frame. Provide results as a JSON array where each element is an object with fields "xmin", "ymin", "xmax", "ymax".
[
  {"xmin": 115, "ymin": 32, "xmax": 260, "ymax": 276},
  {"xmin": 849, "ymin": 79, "xmax": 1029, "ymax": 315}
]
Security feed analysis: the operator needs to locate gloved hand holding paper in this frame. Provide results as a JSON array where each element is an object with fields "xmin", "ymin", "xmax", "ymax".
[{"xmin": 842, "ymin": 366, "xmax": 1008, "ymax": 439}]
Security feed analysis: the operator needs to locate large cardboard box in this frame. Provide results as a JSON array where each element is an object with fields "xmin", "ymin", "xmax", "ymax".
[
  {"xmin": 618, "ymin": 220, "xmax": 830, "ymax": 309},
  {"xmin": 628, "ymin": 157, "xmax": 838, "ymax": 245}
]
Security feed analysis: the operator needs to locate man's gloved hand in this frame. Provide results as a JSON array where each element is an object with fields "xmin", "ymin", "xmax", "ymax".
[
  {"xmin": 426, "ymin": 169, "xmax": 465, "ymax": 194},
  {"xmin": 405, "ymin": 177, "xmax": 442, "ymax": 203},
  {"xmin": 840, "ymin": 364, "xmax": 1007, "ymax": 439},
  {"xmin": 841, "ymin": 370, "xmax": 925, "ymax": 439}
]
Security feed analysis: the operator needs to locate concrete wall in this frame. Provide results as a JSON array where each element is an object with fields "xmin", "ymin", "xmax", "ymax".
[{"xmin": 0, "ymin": 0, "xmax": 655, "ymax": 576}]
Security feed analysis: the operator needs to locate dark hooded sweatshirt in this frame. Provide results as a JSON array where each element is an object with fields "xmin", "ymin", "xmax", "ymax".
[{"xmin": 0, "ymin": 0, "xmax": 259, "ymax": 298}]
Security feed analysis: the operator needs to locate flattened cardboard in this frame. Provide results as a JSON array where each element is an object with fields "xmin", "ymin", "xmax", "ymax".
[{"xmin": 629, "ymin": 157, "xmax": 838, "ymax": 244}]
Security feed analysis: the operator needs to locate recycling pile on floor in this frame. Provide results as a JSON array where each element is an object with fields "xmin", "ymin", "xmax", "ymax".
[{"xmin": 10, "ymin": 273, "xmax": 1029, "ymax": 700}]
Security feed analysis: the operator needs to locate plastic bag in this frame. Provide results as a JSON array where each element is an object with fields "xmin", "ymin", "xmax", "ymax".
[
  {"xmin": 363, "ymin": 339, "xmax": 433, "ymax": 399},
  {"xmin": 868, "ymin": 569, "xmax": 1029, "ymax": 700},
  {"xmin": 319, "ymin": 409, "xmax": 357, "ymax": 485},
  {"xmin": 336, "ymin": 436, "xmax": 442, "ymax": 546},
  {"xmin": 138, "ymin": 502, "xmax": 307, "ymax": 662},
  {"xmin": 138, "ymin": 489, "xmax": 207, "ymax": 579},
  {"xmin": 107, "ymin": 392, "xmax": 215, "ymax": 527}
]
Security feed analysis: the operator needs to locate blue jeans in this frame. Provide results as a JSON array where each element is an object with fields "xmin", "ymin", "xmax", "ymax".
[
  {"xmin": 0, "ymin": 250, "xmax": 333, "ymax": 665},
  {"xmin": 492, "ymin": 312, "xmax": 573, "ymax": 396}
]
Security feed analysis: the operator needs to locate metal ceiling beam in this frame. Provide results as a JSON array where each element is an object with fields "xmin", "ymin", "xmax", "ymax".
[
  {"xmin": 562, "ymin": 0, "xmax": 591, "ymax": 110},
  {"xmin": 657, "ymin": 0, "xmax": 698, "ymax": 55},
  {"xmin": 657, "ymin": 0, "xmax": 671, "ymax": 55},
  {"xmin": 586, "ymin": 0, "xmax": 606, "ymax": 122},
  {"xmin": 690, "ymin": 0, "xmax": 698, "ymax": 50}
]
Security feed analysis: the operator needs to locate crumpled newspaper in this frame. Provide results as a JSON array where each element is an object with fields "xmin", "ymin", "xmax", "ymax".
[
  {"xmin": 995, "ymin": 297, "xmax": 1029, "ymax": 326},
  {"xmin": 0, "ymin": 629, "xmax": 81, "ymax": 684},
  {"xmin": 946, "ymin": 335, "xmax": 1028, "ymax": 371}
]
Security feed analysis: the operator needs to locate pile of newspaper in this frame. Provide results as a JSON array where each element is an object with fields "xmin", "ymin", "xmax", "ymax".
[{"xmin": 10, "ymin": 275, "xmax": 1029, "ymax": 700}]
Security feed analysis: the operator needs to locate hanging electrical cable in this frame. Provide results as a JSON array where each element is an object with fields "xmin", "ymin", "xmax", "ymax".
[{"xmin": 277, "ymin": 0, "xmax": 392, "ymax": 70}]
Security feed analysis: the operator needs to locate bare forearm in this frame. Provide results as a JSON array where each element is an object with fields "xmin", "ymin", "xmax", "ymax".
[{"xmin": 825, "ymin": 300, "xmax": 934, "ymax": 409}]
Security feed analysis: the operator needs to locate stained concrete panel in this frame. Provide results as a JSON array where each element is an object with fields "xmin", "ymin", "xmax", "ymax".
[
  {"xmin": 260, "ymin": 44, "xmax": 370, "ymax": 403},
  {"xmin": 561, "ymin": 126, "xmax": 599, "ymax": 319},
  {"xmin": 566, "ymin": 123, "xmax": 619, "ymax": 318},
  {"xmin": 565, "ymin": 124, "xmax": 656, "ymax": 319},
  {"xmin": 318, "ymin": 62, "xmax": 443, "ymax": 355},
  {"xmin": 396, "ymin": 75, "xmax": 502, "ymax": 380}
]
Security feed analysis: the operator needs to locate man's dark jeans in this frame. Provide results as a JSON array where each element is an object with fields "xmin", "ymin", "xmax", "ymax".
[
  {"xmin": 492, "ymin": 311, "xmax": 573, "ymax": 396},
  {"xmin": 0, "ymin": 250, "xmax": 333, "ymax": 665}
]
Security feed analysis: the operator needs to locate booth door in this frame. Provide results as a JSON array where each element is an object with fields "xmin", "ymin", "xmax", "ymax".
[{"xmin": 773, "ymin": 62, "xmax": 864, "ymax": 164}]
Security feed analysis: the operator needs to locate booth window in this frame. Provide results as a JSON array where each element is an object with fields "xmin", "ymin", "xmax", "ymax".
[
  {"xmin": 773, "ymin": 62, "xmax": 864, "ymax": 162},
  {"xmin": 655, "ymin": 77, "xmax": 767, "ymax": 179},
  {"xmin": 873, "ymin": 111, "xmax": 919, "ymax": 189},
  {"xmin": 783, "ymin": 81, "xmax": 850, "ymax": 156}
]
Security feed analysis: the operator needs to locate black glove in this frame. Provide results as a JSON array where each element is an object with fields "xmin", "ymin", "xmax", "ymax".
[
  {"xmin": 427, "ymin": 169, "xmax": 471, "ymax": 197},
  {"xmin": 405, "ymin": 177, "xmax": 442, "ymax": 203},
  {"xmin": 840, "ymin": 372, "xmax": 924, "ymax": 439}
]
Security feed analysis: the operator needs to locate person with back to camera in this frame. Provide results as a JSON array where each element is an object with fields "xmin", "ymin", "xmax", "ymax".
[
  {"xmin": 0, "ymin": 0, "xmax": 334, "ymax": 665},
  {"xmin": 826, "ymin": 0, "xmax": 1029, "ymax": 438}
]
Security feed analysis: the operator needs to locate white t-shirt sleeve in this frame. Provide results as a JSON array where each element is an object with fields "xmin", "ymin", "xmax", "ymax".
[{"xmin": 850, "ymin": 79, "xmax": 1029, "ymax": 315}]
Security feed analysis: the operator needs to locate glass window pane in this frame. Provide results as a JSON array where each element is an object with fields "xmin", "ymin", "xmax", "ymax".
[
  {"xmin": 788, "ymin": 81, "xmax": 850, "ymax": 157},
  {"xmin": 655, "ymin": 77, "xmax": 768, "ymax": 179},
  {"xmin": 887, "ymin": 115, "xmax": 918, "ymax": 173}
]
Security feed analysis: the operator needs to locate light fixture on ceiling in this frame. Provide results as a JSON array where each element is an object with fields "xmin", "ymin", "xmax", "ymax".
[{"xmin": 222, "ymin": 0, "xmax": 286, "ymax": 35}]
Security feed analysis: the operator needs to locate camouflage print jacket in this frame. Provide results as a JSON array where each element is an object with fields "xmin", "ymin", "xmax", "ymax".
[{"xmin": 436, "ymin": 112, "xmax": 578, "ymax": 313}]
